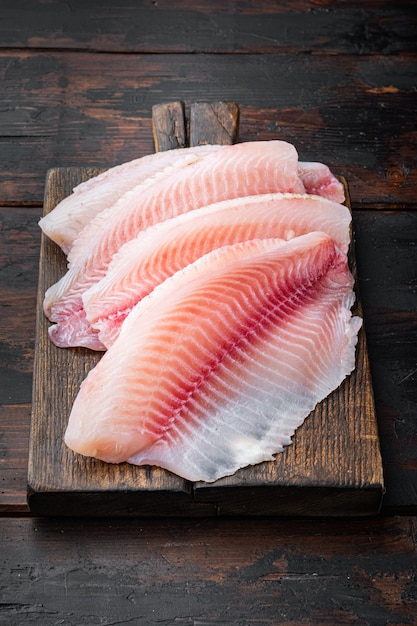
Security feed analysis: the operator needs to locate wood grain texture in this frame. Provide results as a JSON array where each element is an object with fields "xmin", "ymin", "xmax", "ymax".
[
  {"xmin": 189, "ymin": 102, "xmax": 240, "ymax": 147},
  {"xmin": 0, "ymin": 405, "xmax": 31, "ymax": 513},
  {"xmin": 2, "ymin": 208, "xmax": 415, "ymax": 515},
  {"xmin": 1, "ymin": 51, "xmax": 416, "ymax": 208},
  {"xmin": 353, "ymin": 211, "xmax": 417, "ymax": 512},
  {"xmin": 1, "ymin": 516, "xmax": 416, "ymax": 625},
  {"xmin": 27, "ymin": 105, "xmax": 384, "ymax": 517},
  {"xmin": 0, "ymin": 206, "xmax": 42, "ymax": 404},
  {"xmin": 152, "ymin": 101, "xmax": 240, "ymax": 151},
  {"xmin": 1, "ymin": 2, "xmax": 417, "ymax": 621},
  {"xmin": 0, "ymin": 0, "xmax": 415, "ymax": 54},
  {"xmin": 152, "ymin": 101, "xmax": 186, "ymax": 151}
]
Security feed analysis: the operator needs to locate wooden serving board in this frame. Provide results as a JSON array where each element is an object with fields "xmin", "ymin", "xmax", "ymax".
[{"xmin": 28, "ymin": 102, "xmax": 384, "ymax": 517}]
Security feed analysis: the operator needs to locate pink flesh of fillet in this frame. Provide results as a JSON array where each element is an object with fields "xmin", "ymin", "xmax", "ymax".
[
  {"xmin": 82, "ymin": 192, "xmax": 351, "ymax": 349},
  {"xmin": 43, "ymin": 140, "xmax": 306, "ymax": 350},
  {"xmin": 64, "ymin": 232, "xmax": 361, "ymax": 482},
  {"xmin": 39, "ymin": 144, "xmax": 224, "ymax": 254},
  {"xmin": 297, "ymin": 161, "xmax": 345, "ymax": 203}
]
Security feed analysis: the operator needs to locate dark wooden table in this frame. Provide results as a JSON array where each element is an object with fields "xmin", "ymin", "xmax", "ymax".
[{"xmin": 1, "ymin": 1, "xmax": 416, "ymax": 623}]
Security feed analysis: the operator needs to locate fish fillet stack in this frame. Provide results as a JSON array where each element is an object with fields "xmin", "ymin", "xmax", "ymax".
[{"xmin": 40, "ymin": 140, "xmax": 362, "ymax": 483}]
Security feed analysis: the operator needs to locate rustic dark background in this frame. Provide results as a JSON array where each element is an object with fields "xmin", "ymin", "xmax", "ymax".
[{"xmin": 0, "ymin": 1, "xmax": 416, "ymax": 623}]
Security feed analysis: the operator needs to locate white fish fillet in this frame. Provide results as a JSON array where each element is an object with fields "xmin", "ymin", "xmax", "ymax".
[
  {"xmin": 64, "ymin": 232, "xmax": 362, "ymax": 483},
  {"xmin": 65, "ymin": 151, "xmax": 217, "ymax": 268},
  {"xmin": 39, "ymin": 138, "xmax": 343, "ymax": 256},
  {"xmin": 39, "ymin": 144, "xmax": 224, "ymax": 254},
  {"xmin": 83, "ymin": 192, "xmax": 351, "ymax": 349},
  {"xmin": 298, "ymin": 161, "xmax": 345, "ymax": 203},
  {"xmin": 44, "ymin": 140, "xmax": 306, "ymax": 350}
]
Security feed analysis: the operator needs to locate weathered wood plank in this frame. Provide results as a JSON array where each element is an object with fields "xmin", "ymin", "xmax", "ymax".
[
  {"xmin": 189, "ymin": 102, "xmax": 240, "ymax": 147},
  {"xmin": 28, "ymin": 167, "xmax": 215, "ymax": 517},
  {"xmin": 28, "ymin": 163, "xmax": 226, "ymax": 517},
  {"xmin": 0, "ymin": 405, "xmax": 31, "ymax": 513},
  {"xmin": 0, "ymin": 0, "xmax": 415, "ymax": 54},
  {"xmin": 0, "ymin": 52, "xmax": 416, "ymax": 208},
  {"xmin": 1, "ymin": 206, "xmax": 415, "ymax": 514},
  {"xmin": 27, "ymin": 103, "xmax": 383, "ymax": 517},
  {"xmin": 0, "ymin": 516, "xmax": 416, "ymax": 624},
  {"xmin": 353, "ymin": 210, "xmax": 417, "ymax": 512},
  {"xmin": 152, "ymin": 101, "xmax": 186, "ymax": 151},
  {"xmin": 152, "ymin": 101, "xmax": 240, "ymax": 151},
  {"xmin": 0, "ymin": 206, "xmax": 42, "ymax": 404}
]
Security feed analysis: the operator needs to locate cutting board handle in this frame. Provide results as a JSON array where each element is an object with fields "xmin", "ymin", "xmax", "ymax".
[{"xmin": 152, "ymin": 101, "xmax": 240, "ymax": 152}]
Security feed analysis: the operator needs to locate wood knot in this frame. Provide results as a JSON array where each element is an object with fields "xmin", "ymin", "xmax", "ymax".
[{"xmin": 387, "ymin": 167, "xmax": 405, "ymax": 184}]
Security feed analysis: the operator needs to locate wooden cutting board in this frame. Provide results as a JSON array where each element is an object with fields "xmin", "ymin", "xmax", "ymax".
[{"xmin": 28, "ymin": 101, "xmax": 384, "ymax": 517}]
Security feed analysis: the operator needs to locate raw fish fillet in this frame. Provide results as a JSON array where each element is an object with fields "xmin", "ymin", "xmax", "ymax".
[
  {"xmin": 65, "ymin": 151, "xmax": 217, "ymax": 269},
  {"xmin": 39, "ymin": 138, "xmax": 343, "ymax": 256},
  {"xmin": 298, "ymin": 162, "xmax": 345, "ymax": 203},
  {"xmin": 39, "ymin": 144, "xmax": 223, "ymax": 254},
  {"xmin": 64, "ymin": 232, "xmax": 362, "ymax": 483},
  {"xmin": 67, "ymin": 158, "xmax": 343, "ymax": 268},
  {"xmin": 44, "ymin": 140, "xmax": 306, "ymax": 350},
  {"xmin": 83, "ymin": 192, "xmax": 351, "ymax": 348}
]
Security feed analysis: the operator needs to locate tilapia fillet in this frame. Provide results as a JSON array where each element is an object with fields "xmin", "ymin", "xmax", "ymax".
[
  {"xmin": 38, "ymin": 142, "xmax": 344, "ymax": 256},
  {"xmin": 44, "ymin": 140, "xmax": 307, "ymax": 350},
  {"xmin": 38, "ymin": 144, "xmax": 224, "ymax": 254},
  {"xmin": 83, "ymin": 192, "xmax": 352, "ymax": 349},
  {"xmin": 64, "ymin": 232, "xmax": 362, "ymax": 483}
]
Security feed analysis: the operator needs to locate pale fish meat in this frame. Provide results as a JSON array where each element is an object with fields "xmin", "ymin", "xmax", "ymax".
[
  {"xmin": 65, "ymin": 159, "xmax": 344, "ymax": 267},
  {"xmin": 38, "ymin": 141, "xmax": 344, "ymax": 256},
  {"xmin": 64, "ymin": 232, "xmax": 362, "ymax": 483},
  {"xmin": 39, "ymin": 144, "xmax": 224, "ymax": 255},
  {"xmin": 83, "ymin": 192, "xmax": 352, "ymax": 349},
  {"xmin": 43, "ymin": 140, "xmax": 307, "ymax": 350},
  {"xmin": 298, "ymin": 161, "xmax": 345, "ymax": 203}
]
